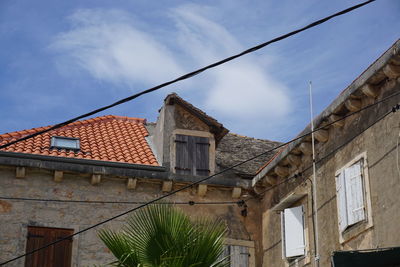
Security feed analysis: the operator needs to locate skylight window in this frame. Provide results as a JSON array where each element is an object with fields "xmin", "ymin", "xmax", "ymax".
[{"xmin": 51, "ymin": 136, "xmax": 80, "ymax": 151}]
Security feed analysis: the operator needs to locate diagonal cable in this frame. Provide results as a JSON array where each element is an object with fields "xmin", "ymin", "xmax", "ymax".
[
  {"xmin": 1, "ymin": 86, "xmax": 397, "ymax": 267},
  {"xmin": 0, "ymin": 0, "xmax": 376, "ymax": 150}
]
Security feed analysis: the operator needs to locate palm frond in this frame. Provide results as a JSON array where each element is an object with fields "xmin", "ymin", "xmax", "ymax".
[{"xmin": 98, "ymin": 204, "xmax": 229, "ymax": 267}]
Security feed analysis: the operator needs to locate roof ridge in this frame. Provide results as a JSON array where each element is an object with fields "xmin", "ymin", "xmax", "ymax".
[
  {"xmin": 0, "ymin": 115, "xmax": 146, "ymax": 142},
  {"xmin": 228, "ymin": 132, "xmax": 278, "ymax": 143}
]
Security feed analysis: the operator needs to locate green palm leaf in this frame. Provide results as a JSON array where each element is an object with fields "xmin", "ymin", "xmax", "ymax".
[{"xmin": 98, "ymin": 204, "xmax": 229, "ymax": 267}]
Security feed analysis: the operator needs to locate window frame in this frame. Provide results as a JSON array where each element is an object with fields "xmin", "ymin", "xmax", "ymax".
[
  {"xmin": 51, "ymin": 136, "xmax": 80, "ymax": 151},
  {"xmin": 334, "ymin": 152, "xmax": 373, "ymax": 244}
]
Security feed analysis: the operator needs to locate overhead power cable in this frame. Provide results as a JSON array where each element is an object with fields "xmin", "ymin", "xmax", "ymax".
[
  {"xmin": 1, "ymin": 87, "xmax": 398, "ymax": 266},
  {"xmin": 0, "ymin": 0, "xmax": 376, "ymax": 150},
  {"xmin": 245, "ymin": 101, "xmax": 400, "ymax": 201},
  {"xmin": 0, "ymin": 196, "xmax": 240, "ymax": 206}
]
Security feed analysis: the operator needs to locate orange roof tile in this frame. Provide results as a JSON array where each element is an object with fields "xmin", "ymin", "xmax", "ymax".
[{"xmin": 0, "ymin": 115, "xmax": 159, "ymax": 166}]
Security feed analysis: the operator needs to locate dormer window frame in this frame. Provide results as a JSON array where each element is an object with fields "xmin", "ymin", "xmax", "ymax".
[
  {"xmin": 171, "ymin": 129, "xmax": 216, "ymax": 177},
  {"xmin": 50, "ymin": 136, "xmax": 80, "ymax": 151}
]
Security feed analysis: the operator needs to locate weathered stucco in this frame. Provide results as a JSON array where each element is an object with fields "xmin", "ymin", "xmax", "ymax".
[{"xmin": 256, "ymin": 66, "xmax": 400, "ymax": 265}]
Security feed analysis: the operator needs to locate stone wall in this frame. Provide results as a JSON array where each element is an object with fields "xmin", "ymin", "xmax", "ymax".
[
  {"xmin": 260, "ymin": 83, "xmax": 400, "ymax": 266},
  {"xmin": 0, "ymin": 166, "xmax": 257, "ymax": 267}
]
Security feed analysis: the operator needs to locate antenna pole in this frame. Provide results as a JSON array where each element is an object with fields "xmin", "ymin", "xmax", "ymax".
[{"xmin": 309, "ymin": 81, "xmax": 320, "ymax": 267}]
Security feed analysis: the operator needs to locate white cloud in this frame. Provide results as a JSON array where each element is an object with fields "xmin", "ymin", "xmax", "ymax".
[
  {"xmin": 51, "ymin": 5, "xmax": 291, "ymax": 135},
  {"xmin": 172, "ymin": 5, "xmax": 291, "ymax": 119},
  {"xmin": 51, "ymin": 9, "xmax": 183, "ymax": 87}
]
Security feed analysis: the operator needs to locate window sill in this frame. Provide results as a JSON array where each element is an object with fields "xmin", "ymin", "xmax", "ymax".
[
  {"xmin": 286, "ymin": 255, "xmax": 310, "ymax": 267},
  {"xmin": 340, "ymin": 220, "xmax": 374, "ymax": 245}
]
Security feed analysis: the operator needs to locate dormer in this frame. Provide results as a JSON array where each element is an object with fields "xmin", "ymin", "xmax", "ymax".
[{"xmin": 150, "ymin": 93, "xmax": 228, "ymax": 176}]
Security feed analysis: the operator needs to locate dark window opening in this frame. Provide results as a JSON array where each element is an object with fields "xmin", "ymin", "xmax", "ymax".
[
  {"xmin": 25, "ymin": 226, "xmax": 73, "ymax": 267},
  {"xmin": 175, "ymin": 135, "xmax": 210, "ymax": 176}
]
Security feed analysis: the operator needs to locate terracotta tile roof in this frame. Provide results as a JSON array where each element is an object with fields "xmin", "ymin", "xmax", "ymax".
[{"xmin": 0, "ymin": 115, "xmax": 159, "ymax": 166}]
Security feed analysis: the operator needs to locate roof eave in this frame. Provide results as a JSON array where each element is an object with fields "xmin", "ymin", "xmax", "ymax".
[
  {"xmin": 252, "ymin": 39, "xmax": 400, "ymax": 187},
  {"xmin": 0, "ymin": 151, "xmax": 166, "ymax": 172}
]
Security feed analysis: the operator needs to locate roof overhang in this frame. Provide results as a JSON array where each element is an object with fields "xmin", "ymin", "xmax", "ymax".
[
  {"xmin": 252, "ymin": 39, "xmax": 400, "ymax": 187},
  {"xmin": 0, "ymin": 151, "xmax": 250, "ymax": 188},
  {"xmin": 0, "ymin": 151, "xmax": 166, "ymax": 176}
]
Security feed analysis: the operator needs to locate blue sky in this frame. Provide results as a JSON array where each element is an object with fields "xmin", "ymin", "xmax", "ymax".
[{"xmin": 0, "ymin": 0, "xmax": 399, "ymax": 142}]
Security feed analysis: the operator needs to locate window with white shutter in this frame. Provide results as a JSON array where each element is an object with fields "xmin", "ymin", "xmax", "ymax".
[
  {"xmin": 281, "ymin": 206, "xmax": 305, "ymax": 258},
  {"xmin": 336, "ymin": 160, "xmax": 366, "ymax": 232}
]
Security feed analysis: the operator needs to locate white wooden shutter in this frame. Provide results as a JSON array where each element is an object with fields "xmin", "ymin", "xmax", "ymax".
[
  {"xmin": 344, "ymin": 161, "xmax": 365, "ymax": 225},
  {"xmin": 282, "ymin": 206, "xmax": 305, "ymax": 258},
  {"xmin": 230, "ymin": 245, "xmax": 249, "ymax": 267},
  {"xmin": 336, "ymin": 172, "xmax": 348, "ymax": 231}
]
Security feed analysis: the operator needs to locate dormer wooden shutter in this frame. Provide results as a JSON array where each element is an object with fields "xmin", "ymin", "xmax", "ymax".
[
  {"xmin": 194, "ymin": 136, "xmax": 210, "ymax": 176},
  {"xmin": 175, "ymin": 135, "xmax": 210, "ymax": 176},
  {"xmin": 175, "ymin": 135, "xmax": 191, "ymax": 175}
]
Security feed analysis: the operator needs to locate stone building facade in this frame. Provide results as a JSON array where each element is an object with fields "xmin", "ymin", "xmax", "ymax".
[
  {"xmin": 0, "ymin": 94, "xmax": 278, "ymax": 267},
  {"xmin": 252, "ymin": 39, "xmax": 400, "ymax": 266}
]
